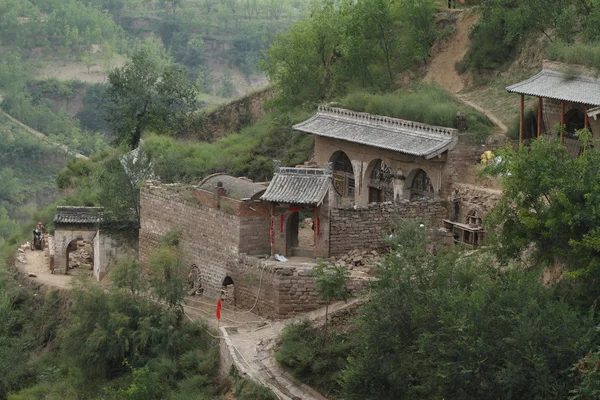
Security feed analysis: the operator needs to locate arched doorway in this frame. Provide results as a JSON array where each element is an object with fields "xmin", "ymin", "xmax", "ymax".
[
  {"xmin": 221, "ymin": 276, "xmax": 235, "ymax": 306},
  {"xmin": 407, "ymin": 169, "xmax": 434, "ymax": 200},
  {"xmin": 66, "ymin": 238, "xmax": 94, "ymax": 276},
  {"xmin": 366, "ymin": 159, "xmax": 394, "ymax": 203},
  {"xmin": 286, "ymin": 211, "xmax": 314, "ymax": 257},
  {"xmin": 330, "ymin": 151, "xmax": 355, "ymax": 205}
]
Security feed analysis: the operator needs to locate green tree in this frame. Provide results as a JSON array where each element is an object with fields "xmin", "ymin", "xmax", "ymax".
[
  {"xmin": 148, "ymin": 232, "xmax": 188, "ymax": 311},
  {"xmin": 310, "ymin": 260, "xmax": 349, "ymax": 335},
  {"xmin": 105, "ymin": 48, "xmax": 198, "ymax": 149},
  {"xmin": 484, "ymin": 132, "xmax": 600, "ymax": 290},
  {"xmin": 340, "ymin": 220, "xmax": 596, "ymax": 399}
]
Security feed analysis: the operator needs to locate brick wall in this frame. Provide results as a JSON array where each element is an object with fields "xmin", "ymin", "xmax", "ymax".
[
  {"xmin": 140, "ymin": 185, "xmax": 241, "ymax": 297},
  {"xmin": 329, "ymin": 199, "xmax": 448, "ymax": 256},
  {"xmin": 231, "ymin": 255, "xmax": 369, "ymax": 319}
]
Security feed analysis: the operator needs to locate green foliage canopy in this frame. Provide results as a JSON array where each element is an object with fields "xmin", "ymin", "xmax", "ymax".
[{"xmin": 106, "ymin": 48, "xmax": 199, "ymax": 149}]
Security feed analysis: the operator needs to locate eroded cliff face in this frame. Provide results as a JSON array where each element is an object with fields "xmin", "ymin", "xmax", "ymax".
[{"xmin": 185, "ymin": 87, "xmax": 275, "ymax": 141}]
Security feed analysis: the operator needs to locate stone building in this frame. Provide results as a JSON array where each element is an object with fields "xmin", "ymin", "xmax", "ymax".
[
  {"xmin": 139, "ymin": 175, "xmax": 271, "ymax": 298},
  {"xmin": 53, "ymin": 206, "xmax": 132, "ymax": 279},
  {"xmin": 506, "ymin": 68, "xmax": 600, "ymax": 154},
  {"xmin": 293, "ymin": 106, "xmax": 458, "ymax": 207}
]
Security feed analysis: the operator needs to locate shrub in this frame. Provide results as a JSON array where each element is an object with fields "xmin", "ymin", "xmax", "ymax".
[{"xmin": 276, "ymin": 320, "xmax": 356, "ymax": 397}]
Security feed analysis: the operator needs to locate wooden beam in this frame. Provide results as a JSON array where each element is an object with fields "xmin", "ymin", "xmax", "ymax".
[
  {"xmin": 537, "ymin": 97, "xmax": 543, "ymax": 137},
  {"xmin": 560, "ymin": 101, "xmax": 566, "ymax": 144},
  {"xmin": 585, "ymin": 105, "xmax": 590, "ymax": 129},
  {"xmin": 520, "ymin": 94, "xmax": 525, "ymax": 144}
]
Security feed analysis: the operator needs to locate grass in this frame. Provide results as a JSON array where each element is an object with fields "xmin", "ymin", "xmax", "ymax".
[
  {"xmin": 338, "ymin": 83, "xmax": 494, "ymax": 137},
  {"xmin": 546, "ymin": 41, "xmax": 600, "ymax": 73}
]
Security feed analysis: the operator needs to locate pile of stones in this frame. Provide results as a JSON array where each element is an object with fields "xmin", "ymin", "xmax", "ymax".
[{"xmin": 329, "ymin": 249, "xmax": 382, "ymax": 272}]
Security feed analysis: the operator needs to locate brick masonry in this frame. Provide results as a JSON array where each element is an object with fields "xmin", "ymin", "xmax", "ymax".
[
  {"xmin": 329, "ymin": 199, "xmax": 448, "ymax": 256},
  {"xmin": 139, "ymin": 183, "xmax": 270, "ymax": 298}
]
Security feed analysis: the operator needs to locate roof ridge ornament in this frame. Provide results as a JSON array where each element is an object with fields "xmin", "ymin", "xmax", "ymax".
[{"xmin": 317, "ymin": 105, "xmax": 457, "ymax": 137}]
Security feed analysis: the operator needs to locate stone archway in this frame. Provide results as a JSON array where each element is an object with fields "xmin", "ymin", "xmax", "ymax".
[
  {"xmin": 329, "ymin": 150, "xmax": 355, "ymax": 206},
  {"xmin": 54, "ymin": 229, "xmax": 97, "ymax": 275},
  {"xmin": 405, "ymin": 168, "xmax": 435, "ymax": 200},
  {"xmin": 364, "ymin": 158, "xmax": 395, "ymax": 203},
  {"xmin": 221, "ymin": 276, "xmax": 235, "ymax": 307}
]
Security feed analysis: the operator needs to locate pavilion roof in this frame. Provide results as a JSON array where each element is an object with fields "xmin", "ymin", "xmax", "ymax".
[
  {"xmin": 292, "ymin": 106, "xmax": 458, "ymax": 159},
  {"xmin": 260, "ymin": 165, "xmax": 331, "ymax": 205},
  {"xmin": 506, "ymin": 70, "xmax": 600, "ymax": 106}
]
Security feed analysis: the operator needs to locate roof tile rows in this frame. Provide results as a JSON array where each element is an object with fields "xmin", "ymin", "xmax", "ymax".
[
  {"xmin": 506, "ymin": 70, "xmax": 600, "ymax": 106},
  {"xmin": 260, "ymin": 166, "xmax": 331, "ymax": 205},
  {"xmin": 292, "ymin": 106, "xmax": 458, "ymax": 159},
  {"xmin": 54, "ymin": 206, "xmax": 104, "ymax": 224}
]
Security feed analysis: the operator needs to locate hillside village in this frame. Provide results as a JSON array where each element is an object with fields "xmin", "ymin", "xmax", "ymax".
[{"xmin": 4, "ymin": 1, "xmax": 600, "ymax": 399}]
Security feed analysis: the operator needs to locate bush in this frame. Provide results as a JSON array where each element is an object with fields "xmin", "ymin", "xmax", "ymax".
[
  {"xmin": 340, "ymin": 220, "xmax": 598, "ymax": 400},
  {"xmin": 276, "ymin": 320, "xmax": 356, "ymax": 397},
  {"xmin": 234, "ymin": 376, "xmax": 277, "ymax": 400}
]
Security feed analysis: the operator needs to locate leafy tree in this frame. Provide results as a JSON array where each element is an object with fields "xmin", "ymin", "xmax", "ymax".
[
  {"xmin": 340, "ymin": 220, "xmax": 596, "ymax": 399},
  {"xmin": 310, "ymin": 260, "xmax": 349, "ymax": 335},
  {"xmin": 148, "ymin": 232, "xmax": 188, "ymax": 311},
  {"xmin": 484, "ymin": 132, "xmax": 600, "ymax": 293},
  {"xmin": 105, "ymin": 48, "xmax": 199, "ymax": 149},
  {"xmin": 110, "ymin": 256, "xmax": 147, "ymax": 296}
]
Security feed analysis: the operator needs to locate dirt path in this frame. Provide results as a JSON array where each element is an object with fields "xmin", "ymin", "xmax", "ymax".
[
  {"xmin": 222, "ymin": 299, "xmax": 365, "ymax": 400},
  {"xmin": 0, "ymin": 108, "xmax": 87, "ymax": 159},
  {"xmin": 16, "ymin": 246, "xmax": 73, "ymax": 289},
  {"xmin": 424, "ymin": 9, "xmax": 508, "ymax": 138},
  {"xmin": 424, "ymin": 10, "xmax": 477, "ymax": 93}
]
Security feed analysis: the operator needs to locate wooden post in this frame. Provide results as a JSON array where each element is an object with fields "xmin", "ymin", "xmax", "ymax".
[
  {"xmin": 585, "ymin": 105, "xmax": 590, "ymax": 129},
  {"xmin": 560, "ymin": 101, "xmax": 566, "ymax": 144},
  {"xmin": 519, "ymin": 94, "xmax": 525, "ymax": 144},
  {"xmin": 537, "ymin": 97, "xmax": 543, "ymax": 137}
]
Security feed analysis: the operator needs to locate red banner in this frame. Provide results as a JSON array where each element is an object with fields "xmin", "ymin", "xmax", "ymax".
[
  {"xmin": 315, "ymin": 217, "xmax": 320, "ymax": 237},
  {"xmin": 216, "ymin": 299, "xmax": 222, "ymax": 320},
  {"xmin": 280, "ymin": 214, "xmax": 284, "ymax": 233},
  {"xmin": 270, "ymin": 215, "xmax": 274, "ymax": 246}
]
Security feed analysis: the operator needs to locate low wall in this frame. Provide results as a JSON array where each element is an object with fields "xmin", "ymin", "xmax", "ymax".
[
  {"xmin": 329, "ymin": 199, "xmax": 448, "ymax": 256},
  {"xmin": 231, "ymin": 255, "xmax": 370, "ymax": 319}
]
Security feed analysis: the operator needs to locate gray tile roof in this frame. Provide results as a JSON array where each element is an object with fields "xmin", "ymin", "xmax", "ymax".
[
  {"xmin": 199, "ymin": 173, "xmax": 266, "ymax": 200},
  {"xmin": 293, "ymin": 106, "xmax": 458, "ymax": 159},
  {"xmin": 260, "ymin": 165, "xmax": 331, "ymax": 205},
  {"xmin": 54, "ymin": 206, "xmax": 103, "ymax": 224},
  {"xmin": 506, "ymin": 70, "xmax": 600, "ymax": 106}
]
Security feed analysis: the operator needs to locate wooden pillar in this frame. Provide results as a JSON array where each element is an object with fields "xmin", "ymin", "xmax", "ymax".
[
  {"xmin": 585, "ymin": 105, "xmax": 590, "ymax": 129},
  {"xmin": 560, "ymin": 101, "xmax": 566, "ymax": 144},
  {"xmin": 519, "ymin": 94, "xmax": 525, "ymax": 144},
  {"xmin": 537, "ymin": 97, "xmax": 543, "ymax": 137}
]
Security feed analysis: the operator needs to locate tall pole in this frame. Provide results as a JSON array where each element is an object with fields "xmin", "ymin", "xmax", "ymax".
[
  {"xmin": 537, "ymin": 97, "xmax": 543, "ymax": 137},
  {"xmin": 519, "ymin": 94, "xmax": 525, "ymax": 144}
]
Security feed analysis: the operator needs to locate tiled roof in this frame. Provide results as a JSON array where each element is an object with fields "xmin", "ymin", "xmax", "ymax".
[
  {"xmin": 293, "ymin": 106, "xmax": 458, "ymax": 159},
  {"xmin": 506, "ymin": 70, "xmax": 600, "ymax": 106},
  {"xmin": 199, "ymin": 173, "xmax": 266, "ymax": 200},
  {"xmin": 54, "ymin": 206, "xmax": 103, "ymax": 224},
  {"xmin": 260, "ymin": 165, "xmax": 331, "ymax": 205}
]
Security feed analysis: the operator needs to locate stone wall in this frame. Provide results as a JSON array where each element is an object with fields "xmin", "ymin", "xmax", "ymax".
[
  {"xmin": 230, "ymin": 255, "xmax": 370, "ymax": 319},
  {"xmin": 140, "ymin": 185, "xmax": 241, "ymax": 298},
  {"xmin": 329, "ymin": 199, "xmax": 448, "ymax": 256},
  {"xmin": 139, "ymin": 184, "xmax": 271, "ymax": 298},
  {"xmin": 454, "ymin": 184, "xmax": 502, "ymax": 223}
]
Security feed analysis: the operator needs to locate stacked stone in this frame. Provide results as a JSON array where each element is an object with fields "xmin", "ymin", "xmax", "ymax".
[{"xmin": 330, "ymin": 249, "xmax": 381, "ymax": 272}]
